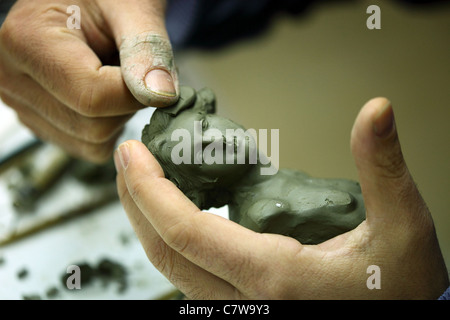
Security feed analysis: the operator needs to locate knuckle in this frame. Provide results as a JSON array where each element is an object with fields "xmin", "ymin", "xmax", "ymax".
[
  {"xmin": 84, "ymin": 121, "xmax": 121, "ymax": 143},
  {"xmin": 220, "ymin": 252, "xmax": 261, "ymax": 293},
  {"xmin": 64, "ymin": 108, "xmax": 124, "ymax": 143},
  {"xmin": 117, "ymin": 182, "xmax": 131, "ymax": 202},
  {"xmin": 237, "ymin": 237, "xmax": 299, "ymax": 299},
  {"xmin": 160, "ymin": 220, "xmax": 193, "ymax": 254},
  {"xmin": 82, "ymin": 151, "xmax": 112, "ymax": 164},
  {"xmin": 185, "ymin": 283, "xmax": 220, "ymax": 300},
  {"xmin": 156, "ymin": 210, "xmax": 204, "ymax": 257},
  {"xmin": 0, "ymin": 91, "xmax": 13, "ymax": 106},
  {"xmin": 250, "ymin": 267, "xmax": 284, "ymax": 299},
  {"xmin": 185, "ymin": 287, "xmax": 208, "ymax": 300},
  {"xmin": 149, "ymin": 240, "xmax": 206, "ymax": 298},
  {"xmin": 74, "ymin": 83, "xmax": 98, "ymax": 117},
  {"xmin": 374, "ymin": 142, "xmax": 407, "ymax": 180},
  {"xmin": 0, "ymin": 9, "xmax": 35, "ymax": 55},
  {"xmin": 149, "ymin": 237, "xmax": 173, "ymax": 272},
  {"xmin": 0, "ymin": 64, "xmax": 9, "ymax": 89},
  {"xmin": 79, "ymin": 140, "xmax": 115, "ymax": 164},
  {"xmin": 0, "ymin": 15, "xmax": 17, "ymax": 46},
  {"xmin": 268, "ymin": 275, "xmax": 299, "ymax": 299},
  {"xmin": 128, "ymin": 178, "xmax": 148, "ymax": 202}
]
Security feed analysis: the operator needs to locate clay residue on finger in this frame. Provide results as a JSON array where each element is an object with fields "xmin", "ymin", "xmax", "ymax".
[{"xmin": 120, "ymin": 33, "xmax": 179, "ymax": 107}]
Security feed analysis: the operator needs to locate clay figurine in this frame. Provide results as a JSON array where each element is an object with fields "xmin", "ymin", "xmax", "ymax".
[{"xmin": 142, "ymin": 86, "xmax": 365, "ymax": 244}]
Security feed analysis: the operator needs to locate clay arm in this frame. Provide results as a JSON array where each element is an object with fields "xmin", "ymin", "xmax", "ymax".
[{"xmin": 237, "ymin": 199, "xmax": 291, "ymax": 234}]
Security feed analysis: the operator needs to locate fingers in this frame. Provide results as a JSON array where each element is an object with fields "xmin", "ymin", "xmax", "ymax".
[
  {"xmin": 99, "ymin": 0, "xmax": 179, "ymax": 107},
  {"xmin": 2, "ymin": 93, "xmax": 120, "ymax": 163},
  {"xmin": 0, "ymin": 1, "xmax": 163, "ymax": 163},
  {"xmin": 114, "ymin": 153, "xmax": 239, "ymax": 299},
  {"xmin": 0, "ymin": 72, "xmax": 130, "ymax": 144},
  {"xmin": 0, "ymin": 3, "xmax": 144, "ymax": 117},
  {"xmin": 115, "ymin": 140, "xmax": 298, "ymax": 297},
  {"xmin": 350, "ymin": 98, "xmax": 431, "ymax": 231}
]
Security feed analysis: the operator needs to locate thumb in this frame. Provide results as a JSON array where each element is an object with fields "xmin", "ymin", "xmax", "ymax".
[
  {"xmin": 350, "ymin": 97, "xmax": 429, "ymax": 230},
  {"xmin": 100, "ymin": 0, "xmax": 179, "ymax": 107}
]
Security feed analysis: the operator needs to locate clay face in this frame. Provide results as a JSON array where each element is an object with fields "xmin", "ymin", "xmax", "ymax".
[
  {"xmin": 143, "ymin": 86, "xmax": 257, "ymax": 192},
  {"xmin": 151, "ymin": 107, "xmax": 254, "ymax": 187},
  {"xmin": 142, "ymin": 86, "xmax": 366, "ymax": 244}
]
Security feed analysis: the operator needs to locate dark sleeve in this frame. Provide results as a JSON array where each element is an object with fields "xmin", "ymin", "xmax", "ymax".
[
  {"xmin": 0, "ymin": 0, "xmax": 16, "ymax": 26},
  {"xmin": 166, "ymin": 0, "xmax": 314, "ymax": 50},
  {"xmin": 166, "ymin": 0, "xmax": 450, "ymax": 50},
  {"xmin": 438, "ymin": 286, "xmax": 450, "ymax": 300}
]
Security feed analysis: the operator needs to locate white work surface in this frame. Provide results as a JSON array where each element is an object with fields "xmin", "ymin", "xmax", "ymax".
[{"xmin": 0, "ymin": 100, "xmax": 228, "ymax": 299}]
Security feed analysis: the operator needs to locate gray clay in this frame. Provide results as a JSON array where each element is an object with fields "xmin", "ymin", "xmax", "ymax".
[{"xmin": 142, "ymin": 86, "xmax": 365, "ymax": 244}]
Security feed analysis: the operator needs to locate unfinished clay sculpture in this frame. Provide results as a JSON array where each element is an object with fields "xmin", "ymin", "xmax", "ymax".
[{"xmin": 142, "ymin": 86, "xmax": 365, "ymax": 244}]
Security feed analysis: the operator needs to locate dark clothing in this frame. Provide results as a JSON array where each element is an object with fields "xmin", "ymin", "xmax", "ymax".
[{"xmin": 439, "ymin": 286, "xmax": 450, "ymax": 300}]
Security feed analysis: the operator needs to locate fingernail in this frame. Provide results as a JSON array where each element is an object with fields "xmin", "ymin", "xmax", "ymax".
[
  {"xmin": 145, "ymin": 69, "xmax": 176, "ymax": 97},
  {"xmin": 117, "ymin": 142, "xmax": 130, "ymax": 169},
  {"xmin": 373, "ymin": 100, "xmax": 394, "ymax": 137}
]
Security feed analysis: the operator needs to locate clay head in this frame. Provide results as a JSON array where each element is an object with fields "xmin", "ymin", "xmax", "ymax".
[{"xmin": 142, "ymin": 86, "xmax": 255, "ymax": 209}]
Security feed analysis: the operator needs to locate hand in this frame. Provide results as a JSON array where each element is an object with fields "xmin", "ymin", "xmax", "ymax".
[
  {"xmin": 0, "ymin": 0, "xmax": 178, "ymax": 163},
  {"xmin": 114, "ymin": 97, "xmax": 449, "ymax": 299}
]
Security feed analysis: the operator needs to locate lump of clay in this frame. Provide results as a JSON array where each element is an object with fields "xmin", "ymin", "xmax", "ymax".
[{"xmin": 142, "ymin": 86, "xmax": 365, "ymax": 244}]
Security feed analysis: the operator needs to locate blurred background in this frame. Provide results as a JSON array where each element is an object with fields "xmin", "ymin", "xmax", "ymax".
[{"xmin": 0, "ymin": 0, "xmax": 449, "ymax": 299}]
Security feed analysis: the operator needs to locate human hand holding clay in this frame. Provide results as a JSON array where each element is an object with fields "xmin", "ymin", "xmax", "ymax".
[
  {"xmin": 0, "ymin": 0, "xmax": 178, "ymax": 163},
  {"xmin": 114, "ymin": 97, "xmax": 449, "ymax": 299}
]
